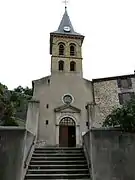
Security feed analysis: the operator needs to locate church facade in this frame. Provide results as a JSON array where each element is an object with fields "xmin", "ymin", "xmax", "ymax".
[{"xmin": 31, "ymin": 8, "xmax": 135, "ymax": 147}]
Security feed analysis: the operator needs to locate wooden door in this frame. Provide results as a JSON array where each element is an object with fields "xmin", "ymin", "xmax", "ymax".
[
  {"xmin": 59, "ymin": 126, "xmax": 68, "ymax": 147},
  {"xmin": 68, "ymin": 126, "xmax": 76, "ymax": 147}
]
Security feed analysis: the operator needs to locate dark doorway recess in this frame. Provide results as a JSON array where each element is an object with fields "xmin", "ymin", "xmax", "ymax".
[{"xmin": 59, "ymin": 117, "xmax": 76, "ymax": 147}]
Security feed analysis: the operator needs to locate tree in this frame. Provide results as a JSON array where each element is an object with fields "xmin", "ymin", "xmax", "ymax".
[
  {"xmin": 0, "ymin": 84, "xmax": 32, "ymax": 126},
  {"xmin": 14, "ymin": 86, "xmax": 32, "ymax": 96},
  {"xmin": 0, "ymin": 83, "xmax": 18, "ymax": 126},
  {"xmin": 103, "ymin": 95, "xmax": 135, "ymax": 132},
  {"xmin": 10, "ymin": 86, "xmax": 32, "ymax": 120}
]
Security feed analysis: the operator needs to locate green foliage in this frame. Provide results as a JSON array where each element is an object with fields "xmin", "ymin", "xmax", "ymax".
[
  {"xmin": 11, "ymin": 86, "xmax": 32, "ymax": 120},
  {"xmin": 0, "ymin": 83, "xmax": 16, "ymax": 126},
  {"xmin": 103, "ymin": 95, "xmax": 135, "ymax": 132},
  {"xmin": 14, "ymin": 86, "xmax": 32, "ymax": 96},
  {"xmin": 4, "ymin": 117, "xmax": 18, "ymax": 126},
  {"xmin": 0, "ymin": 83, "xmax": 32, "ymax": 126}
]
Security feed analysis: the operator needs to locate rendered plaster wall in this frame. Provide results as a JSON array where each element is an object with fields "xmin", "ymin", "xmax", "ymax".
[
  {"xmin": 33, "ymin": 75, "xmax": 93, "ymax": 146},
  {"xmin": 23, "ymin": 131, "xmax": 35, "ymax": 164},
  {"xmin": 83, "ymin": 129, "xmax": 135, "ymax": 180},
  {"xmin": 26, "ymin": 100, "xmax": 40, "ymax": 135},
  {"xmin": 0, "ymin": 127, "xmax": 26, "ymax": 180}
]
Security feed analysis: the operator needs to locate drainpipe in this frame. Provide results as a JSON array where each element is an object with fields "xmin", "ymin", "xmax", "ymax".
[
  {"xmin": 86, "ymin": 102, "xmax": 95, "ymax": 130},
  {"xmin": 85, "ymin": 103, "xmax": 90, "ymax": 130}
]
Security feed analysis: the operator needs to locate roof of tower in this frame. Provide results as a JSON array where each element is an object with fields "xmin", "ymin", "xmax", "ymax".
[
  {"xmin": 50, "ymin": 8, "xmax": 84, "ymax": 54},
  {"xmin": 52, "ymin": 8, "xmax": 81, "ymax": 36}
]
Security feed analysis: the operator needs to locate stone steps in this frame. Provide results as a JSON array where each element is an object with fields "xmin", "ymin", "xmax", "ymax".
[
  {"xmin": 25, "ymin": 173, "xmax": 90, "ymax": 179},
  {"xmin": 30, "ymin": 160, "xmax": 87, "ymax": 165},
  {"xmin": 34, "ymin": 150, "xmax": 83, "ymax": 153},
  {"xmin": 34, "ymin": 147, "xmax": 82, "ymax": 150},
  {"xmin": 28, "ymin": 164, "xmax": 88, "ymax": 169},
  {"xmin": 34, "ymin": 148, "xmax": 83, "ymax": 154},
  {"xmin": 31, "ymin": 156, "xmax": 85, "ymax": 160},
  {"xmin": 27, "ymin": 168, "xmax": 89, "ymax": 174},
  {"xmin": 25, "ymin": 147, "xmax": 90, "ymax": 179},
  {"xmin": 32, "ymin": 153, "xmax": 84, "ymax": 157}
]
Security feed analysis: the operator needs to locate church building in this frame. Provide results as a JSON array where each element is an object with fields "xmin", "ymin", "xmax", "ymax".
[{"xmin": 31, "ymin": 7, "xmax": 135, "ymax": 147}]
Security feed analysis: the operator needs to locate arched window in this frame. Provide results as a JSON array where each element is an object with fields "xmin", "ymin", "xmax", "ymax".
[
  {"xmin": 59, "ymin": 43, "xmax": 65, "ymax": 55},
  {"xmin": 59, "ymin": 60, "xmax": 64, "ymax": 71},
  {"xmin": 70, "ymin": 61, "xmax": 76, "ymax": 71},
  {"xmin": 70, "ymin": 43, "xmax": 76, "ymax": 56}
]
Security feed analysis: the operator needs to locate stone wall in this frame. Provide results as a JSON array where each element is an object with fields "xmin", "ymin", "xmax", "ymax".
[
  {"xmin": 83, "ymin": 128, "xmax": 135, "ymax": 180},
  {"xmin": 93, "ymin": 76, "xmax": 135, "ymax": 127},
  {"xmin": 52, "ymin": 37, "xmax": 82, "ymax": 58},
  {"xmin": 93, "ymin": 80, "xmax": 120, "ymax": 127},
  {"xmin": 0, "ymin": 127, "xmax": 26, "ymax": 180},
  {"xmin": 51, "ymin": 36, "xmax": 83, "ymax": 75}
]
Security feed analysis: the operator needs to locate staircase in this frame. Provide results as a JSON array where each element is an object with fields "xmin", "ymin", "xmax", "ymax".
[{"xmin": 25, "ymin": 147, "xmax": 90, "ymax": 179}]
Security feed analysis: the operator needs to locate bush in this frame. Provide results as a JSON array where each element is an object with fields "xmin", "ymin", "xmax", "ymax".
[
  {"xmin": 3, "ymin": 117, "xmax": 18, "ymax": 126},
  {"xmin": 103, "ymin": 95, "xmax": 135, "ymax": 132}
]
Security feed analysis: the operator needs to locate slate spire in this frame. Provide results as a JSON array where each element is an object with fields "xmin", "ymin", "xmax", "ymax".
[{"xmin": 53, "ymin": 8, "xmax": 81, "ymax": 35}]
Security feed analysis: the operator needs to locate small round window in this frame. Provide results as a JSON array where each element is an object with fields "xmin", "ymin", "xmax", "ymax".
[{"xmin": 63, "ymin": 94, "xmax": 73, "ymax": 104}]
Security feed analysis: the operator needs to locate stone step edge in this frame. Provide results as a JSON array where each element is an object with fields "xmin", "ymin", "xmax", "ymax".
[
  {"xmin": 34, "ymin": 150, "xmax": 83, "ymax": 153},
  {"xmin": 31, "ymin": 157, "xmax": 85, "ymax": 159},
  {"xmin": 28, "ymin": 169, "xmax": 88, "ymax": 172},
  {"xmin": 30, "ymin": 160, "xmax": 86, "ymax": 162},
  {"xmin": 29, "ymin": 164, "xmax": 88, "ymax": 167},
  {"xmin": 34, "ymin": 150, "xmax": 83, "ymax": 151},
  {"xmin": 25, "ymin": 177, "xmax": 91, "ymax": 180},
  {"xmin": 35, "ymin": 147, "xmax": 82, "ymax": 149},
  {"xmin": 32, "ymin": 153, "xmax": 83, "ymax": 155},
  {"xmin": 26, "ymin": 173, "xmax": 90, "ymax": 177}
]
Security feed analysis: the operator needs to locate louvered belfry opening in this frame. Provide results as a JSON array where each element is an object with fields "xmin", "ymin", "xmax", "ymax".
[
  {"xmin": 59, "ymin": 60, "xmax": 64, "ymax": 71},
  {"xmin": 59, "ymin": 117, "xmax": 76, "ymax": 147},
  {"xmin": 70, "ymin": 43, "xmax": 76, "ymax": 56},
  {"xmin": 70, "ymin": 61, "xmax": 76, "ymax": 71},
  {"xmin": 59, "ymin": 43, "xmax": 65, "ymax": 55}
]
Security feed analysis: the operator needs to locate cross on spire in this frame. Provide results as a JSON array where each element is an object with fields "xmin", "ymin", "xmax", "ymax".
[{"xmin": 62, "ymin": 0, "xmax": 68, "ymax": 8}]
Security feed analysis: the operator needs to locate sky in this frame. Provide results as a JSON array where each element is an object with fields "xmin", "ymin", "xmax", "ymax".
[{"xmin": 0, "ymin": 0, "xmax": 135, "ymax": 90}]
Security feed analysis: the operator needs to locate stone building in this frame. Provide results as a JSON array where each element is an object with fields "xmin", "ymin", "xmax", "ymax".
[
  {"xmin": 93, "ymin": 74, "xmax": 135, "ymax": 127},
  {"xmin": 30, "ymin": 8, "xmax": 135, "ymax": 147}
]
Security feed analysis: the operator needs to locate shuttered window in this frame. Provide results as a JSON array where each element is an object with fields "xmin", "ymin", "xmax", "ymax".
[
  {"xmin": 117, "ymin": 78, "xmax": 132, "ymax": 89},
  {"xmin": 118, "ymin": 92, "xmax": 134, "ymax": 105}
]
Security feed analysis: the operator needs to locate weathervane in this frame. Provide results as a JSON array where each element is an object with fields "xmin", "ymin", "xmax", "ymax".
[{"xmin": 62, "ymin": 0, "xmax": 69, "ymax": 8}]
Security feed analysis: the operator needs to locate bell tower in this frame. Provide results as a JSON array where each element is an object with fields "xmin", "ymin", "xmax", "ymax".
[{"xmin": 50, "ymin": 8, "xmax": 84, "ymax": 76}]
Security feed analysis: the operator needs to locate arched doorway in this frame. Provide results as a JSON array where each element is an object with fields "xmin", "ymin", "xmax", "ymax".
[{"xmin": 59, "ymin": 117, "xmax": 76, "ymax": 147}]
